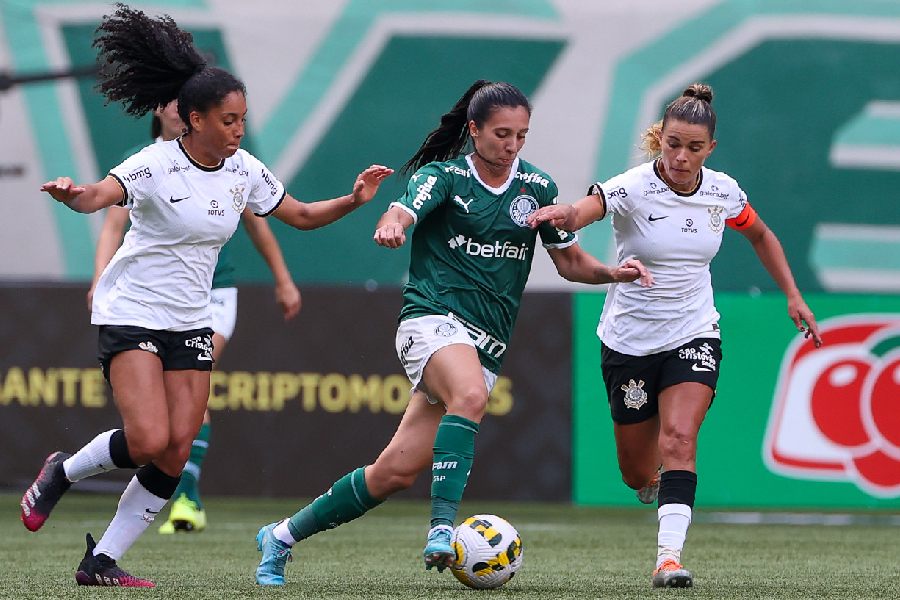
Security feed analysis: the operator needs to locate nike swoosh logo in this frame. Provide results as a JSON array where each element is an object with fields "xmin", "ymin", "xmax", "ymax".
[
  {"xmin": 169, "ymin": 196, "xmax": 190, "ymax": 203},
  {"xmin": 691, "ymin": 364, "xmax": 713, "ymax": 372},
  {"xmin": 648, "ymin": 215, "xmax": 668, "ymax": 222},
  {"xmin": 197, "ymin": 354, "xmax": 213, "ymax": 361}
]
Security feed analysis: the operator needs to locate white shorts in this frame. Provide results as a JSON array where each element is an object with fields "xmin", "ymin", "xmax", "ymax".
[
  {"xmin": 395, "ymin": 314, "xmax": 498, "ymax": 404},
  {"xmin": 210, "ymin": 287, "xmax": 238, "ymax": 340}
]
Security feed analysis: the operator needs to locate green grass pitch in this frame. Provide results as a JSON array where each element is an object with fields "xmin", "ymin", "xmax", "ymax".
[{"xmin": 1, "ymin": 492, "xmax": 897, "ymax": 599}]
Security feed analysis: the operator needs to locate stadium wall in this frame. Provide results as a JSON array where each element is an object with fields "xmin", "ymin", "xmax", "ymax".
[{"xmin": 0, "ymin": 285, "xmax": 572, "ymax": 501}]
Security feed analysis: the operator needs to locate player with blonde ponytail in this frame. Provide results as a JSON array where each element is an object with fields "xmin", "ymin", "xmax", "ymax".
[{"xmin": 528, "ymin": 82, "xmax": 822, "ymax": 588}]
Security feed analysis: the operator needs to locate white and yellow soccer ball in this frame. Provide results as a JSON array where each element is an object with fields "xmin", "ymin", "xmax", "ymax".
[{"xmin": 450, "ymin": 514, "xmax": 523, "ymax": 589}]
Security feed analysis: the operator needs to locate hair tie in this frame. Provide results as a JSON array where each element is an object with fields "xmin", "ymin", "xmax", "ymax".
[{"xmin": 194, "ymin": 63, "xmax": 207, "ymax": 75}]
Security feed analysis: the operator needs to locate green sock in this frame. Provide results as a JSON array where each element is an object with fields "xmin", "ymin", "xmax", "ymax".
[
  {"xmin": 287, "ymin": 467, "xmax": 382, "ymax": 542},
  {"xmin": 174, "ymin": 422, "xmax": 210, "ymax": 509},
  {"xmin": 430, "ymin": 414, "xmax": 479, "ymax": 529}
]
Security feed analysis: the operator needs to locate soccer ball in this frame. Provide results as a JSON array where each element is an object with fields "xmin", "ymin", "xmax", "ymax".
[{"xmin": 450, "ymin": 514, "xmax": 523, "ymax": 589}]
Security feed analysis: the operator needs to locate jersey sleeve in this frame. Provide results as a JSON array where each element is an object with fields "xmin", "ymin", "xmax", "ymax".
[
  {"xmin": 723, "ymin": 179, "xmax": 757, "ymax": 230},
  {"xmin": 390, "ymin": 163, "xmax": 451, "ymax": 224},
  {"xmin": 593, "ymin": 169, "xmax": 641, "ymax": 218},
  {"xmin": 538, "ymin": 180, "xmax": 578, "ymax": 249},
  {"xmin": 245, "ymin": 153, "xmax": 286, "ymax": 216},
  {"xmin": 108, "ymin": 150, "xmax": 162, "ymax": 208}
]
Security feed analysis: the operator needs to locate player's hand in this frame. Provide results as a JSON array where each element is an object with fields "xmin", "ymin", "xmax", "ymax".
[
  {"xmin": 374, "ymin": 222, "xmax": 406, "ymax": 249},
  {"xmin": 276, "ymin": 281, "xmax": 301, "ymax": 322},
  {"xmin": 788, "ymin": 296, "xmax": 823, "ymax": 348},
  {"xmin": 610, "ymin": 258, "xmax": 653, "ymax": 287},
  {"xmin": 351, "ymin": 165, "xmax": 394, "ymax": 205},
  {"xmin": 41, "ymin": 177, "xmax": 85, "ymax": 204},
  {"xmin": 527, "ymin": 204, "xmax": 575, "ymax": 230}
]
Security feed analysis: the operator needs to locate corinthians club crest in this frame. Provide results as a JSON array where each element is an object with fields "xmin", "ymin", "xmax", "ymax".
[
  {"xmin": 230, "ymin": 185, "xmax": 247, "ymax": 213},
  {"xmin": 620, "ymin": 379, "xmax": 648, "ymax": 409},
  {"xmin": 707, "ymin": 205, "xmax": 725, "ymax": 233}
]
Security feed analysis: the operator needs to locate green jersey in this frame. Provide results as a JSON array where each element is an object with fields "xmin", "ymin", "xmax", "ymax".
[{"xmin": 394, "ymin": 155, "xmax": 577, "ymax": 374}]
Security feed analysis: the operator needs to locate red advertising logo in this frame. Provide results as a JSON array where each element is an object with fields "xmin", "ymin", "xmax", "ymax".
[{"xmin": 763, "ymin": 314, "xmax": 900, "ymax": 497}]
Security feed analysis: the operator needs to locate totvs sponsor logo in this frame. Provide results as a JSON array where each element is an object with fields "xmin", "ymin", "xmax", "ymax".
[{"xmin": 764, "ymin": 315, "xmax": 900, "ymax": 497}]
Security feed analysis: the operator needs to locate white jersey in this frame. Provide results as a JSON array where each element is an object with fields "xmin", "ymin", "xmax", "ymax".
[
  {"xmin": 594, "ymin": 160, "xmax": 749, "ymax": 356},
  {"xmin": 93, "ymin": 139, "xmax": 285, "ymax": 331}
]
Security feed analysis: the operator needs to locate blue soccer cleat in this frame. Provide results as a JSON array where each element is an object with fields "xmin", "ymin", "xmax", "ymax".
[
  {"xmin": 255, "ymin": 522, "xmax": 293, "ymax": 585},
  {"xmin": 423, "ymin": 525, "xmax": 455, "ymax": 572}
]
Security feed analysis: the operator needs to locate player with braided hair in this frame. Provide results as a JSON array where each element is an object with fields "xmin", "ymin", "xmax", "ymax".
[{"xmin": 22, "ymin": 3, "xmax": 391, "ymax": 587}]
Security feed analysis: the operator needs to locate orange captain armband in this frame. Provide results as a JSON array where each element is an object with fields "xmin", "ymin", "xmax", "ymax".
[{"xmin": 726, "ymin": 202, "xmax": 757, "ymax": 230}]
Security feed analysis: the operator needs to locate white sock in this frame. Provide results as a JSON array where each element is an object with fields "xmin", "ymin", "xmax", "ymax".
[
  {"xmin": 273, "ymin": 519, "xmax": 297, "ymax": 546},
  {"xmin": 94, "ymin": 475, "xmax": 168, "ymax": 561},
  {"xmin": 63, "ymin": 430, "xmax": 118, "ymax": 482},
  {"xmin": 657, "ymin": 503, "xmax": 692, "ymax": 567}
]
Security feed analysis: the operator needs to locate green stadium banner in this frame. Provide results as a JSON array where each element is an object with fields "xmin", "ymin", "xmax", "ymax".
[{"xmin": 574, "ymin": 292, "xmax": 900, "ymax": 508}]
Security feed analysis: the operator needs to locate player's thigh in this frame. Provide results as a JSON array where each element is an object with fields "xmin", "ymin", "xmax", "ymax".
[{"xmin": 108, "ymin": 349, "xmax": 169, "ymax": 441}]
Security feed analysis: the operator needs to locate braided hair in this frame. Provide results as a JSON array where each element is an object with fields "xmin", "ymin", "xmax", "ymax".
[{"xmin": 93, "ymin": 3, "xmax": 245, "ymax": 132}]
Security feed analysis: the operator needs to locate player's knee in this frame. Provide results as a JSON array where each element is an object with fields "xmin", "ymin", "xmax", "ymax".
[
  {"xmin": 447, "ymin": 387, "xmax": 488, "ymax": 422},
  {"xmin": 126, "ymin": 428, "xmax": 170, "ymax": 464},
  {"xmin": 658, "ymin": 428, "xmax": 697, "ymax": 462}
]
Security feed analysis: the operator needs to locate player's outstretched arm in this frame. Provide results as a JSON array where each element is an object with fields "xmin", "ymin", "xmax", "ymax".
[
  {"xmin": 527, "ymin": 192, "xmax": 606, "ymax": 232},
  {"xmin": 41, "ymin": 176, "xmax": 124, "ymax": 214},
  {"xmin": 272, "ymin": 165, "xmax": 393, "ymax": 231},
  {"xmin": 548, "ymin": 244, "xmax": 653, "ymax": 287},
  {"xmin": 241, "ymin": 208, "xmax": 301, "ymax": 322},
  {"xmin": 740, "ymin": 215, "xmax": 823, "ymax": 347}
]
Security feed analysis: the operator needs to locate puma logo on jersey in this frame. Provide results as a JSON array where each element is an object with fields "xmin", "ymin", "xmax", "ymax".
[{"xmin": 453, "ymin": 195, "xmax": 474, "ymax": 213}]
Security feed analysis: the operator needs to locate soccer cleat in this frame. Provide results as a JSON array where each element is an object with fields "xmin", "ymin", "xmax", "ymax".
[
  {"xmin": 158, "ymin": 520, "xmax": 175, "ymax": 535},
  {"xmin": 255, "ymin": 523, "xmax": 293, "ymax": 585},
  {"xmin": 21, "ymin": 451, "xmax": 72, "ymax": 531},
  {"xmin": 159, "ymin": 493, "xmax": 207, "ymax": 533},
  {"xmin": 652, "ymin": 558, "xmax": 693, "ymax": 588},
  {"xmin": 636, "ymin": 468, "xmax": 661, "ymax": 505},
  {"xmin": 423, "ymin": 525, "xmax": 455, "ymax": 572},
  {"xmin": 75, "ymin": 533, "xmax": 155, "ymax": 587}
]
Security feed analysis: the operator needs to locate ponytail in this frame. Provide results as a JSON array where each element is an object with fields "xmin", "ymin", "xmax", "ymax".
[{"xmin": 401, "ymin": 80, "xmax": 532, "ymax": 176}]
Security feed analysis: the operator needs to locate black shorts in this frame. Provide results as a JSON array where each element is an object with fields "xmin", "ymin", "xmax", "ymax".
[
  {"xmin": 601, "ymin": 338, "xmax": 722, "ymax": 425},
  {"xmin": 98, "ymin": 325, "xmax": 215, "ymax": 383}
]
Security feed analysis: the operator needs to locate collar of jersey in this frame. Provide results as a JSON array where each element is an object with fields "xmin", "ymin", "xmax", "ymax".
[
  {"xmin": 653, "ymin": 159, "xmax": 703, "ymax": 197},
  {"xmin": 178, "ymin": 137, "xmax": 225, "ymax": 172},
  {"xmin": 465, "ymin": 153, "xmax": 519, "ymax": 195}
]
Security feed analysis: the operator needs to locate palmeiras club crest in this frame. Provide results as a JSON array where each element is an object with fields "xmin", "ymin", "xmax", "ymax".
[{"xmin": 763, "ymin": 314, "xmax": 900, "ymax": 498}]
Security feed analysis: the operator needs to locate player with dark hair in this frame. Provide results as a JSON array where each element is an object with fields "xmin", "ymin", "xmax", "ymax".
[
  {"xmin": 528, "ymin": 83, "xmax": 822, "ymax": 588},
  {"xmin": 22, "ymin": 3, "xmax": 391, "ymax": 587},
  {"xmin": 88, "ymin": 99, "xmax": 302, "ymax": 535},
  {"xmin": 253, "ymin": 79, "xmax": 653, "ymax": 585}
]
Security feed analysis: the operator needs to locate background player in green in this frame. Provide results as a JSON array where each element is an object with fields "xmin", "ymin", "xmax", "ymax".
[
  {"xmin": 88, "ymin": 100, "xmax": 302, "ymax": 533},
  {"xmin": 254, "ymin": 79, "xmax": 653, "ymax": 585}
]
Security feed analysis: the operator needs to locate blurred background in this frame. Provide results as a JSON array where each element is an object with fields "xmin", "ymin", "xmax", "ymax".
[{"xmin": 1, "ymin": 0, "xmax": 899, "ymax": 509}]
